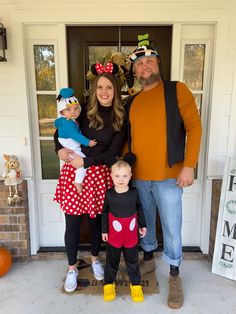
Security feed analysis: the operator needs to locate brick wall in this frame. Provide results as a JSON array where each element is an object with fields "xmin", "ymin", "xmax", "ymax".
[
  {"xmin": 0, "ymin": 181, "xmax": 31, "ymax": 262},
  {"xmin": 209, "ymin": 179, "xmax": 222, "ymax": 261}
]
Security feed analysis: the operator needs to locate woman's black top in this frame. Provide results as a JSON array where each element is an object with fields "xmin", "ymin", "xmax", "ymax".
[{"xmin": 54, "ymin": 103, "xmax": 127, "ymax": 168}]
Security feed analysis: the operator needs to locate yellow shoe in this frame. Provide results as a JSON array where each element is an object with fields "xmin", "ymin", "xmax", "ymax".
[
  {"xmin": 130, "ymin": 284, "xmax": 144, "ymax": 302},
  {"xmin": 103, "ymin": 283, "xmax": 116, "ymax": 301}
]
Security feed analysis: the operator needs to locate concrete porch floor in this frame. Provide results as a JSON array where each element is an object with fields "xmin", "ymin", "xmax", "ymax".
[{"xmin": 0, "ymin": 252, "xmax": 235, "ymax": 314}]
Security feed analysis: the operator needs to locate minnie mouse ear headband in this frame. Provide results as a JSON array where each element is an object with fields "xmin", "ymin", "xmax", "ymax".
[
  {"xmin": 56, "ymin": 88, "xmax": 81, "ymax": 113},
  {"xmin": 90, "ymin": 62, "xmax": 119, "ymax": 76},
  {"xmin": 129, "ymin": 33, "xmax": 159, "ymax": 63}
]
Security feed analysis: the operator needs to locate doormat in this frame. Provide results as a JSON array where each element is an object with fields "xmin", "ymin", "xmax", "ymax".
[{"xmin": 61, "ymin": 258, "xmax": 159, "ymax": 295}]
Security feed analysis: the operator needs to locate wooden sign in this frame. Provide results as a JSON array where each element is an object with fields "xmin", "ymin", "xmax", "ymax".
[{"xmin": 212, "ymin": 157, "xmax": 236, "ymax": 280}]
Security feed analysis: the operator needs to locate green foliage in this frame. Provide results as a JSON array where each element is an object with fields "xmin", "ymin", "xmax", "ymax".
[
  {"xmin": 183, "ymin": 44, "xmax": 205, "ymax": 91},
  {"xmin": 34, "ymin": 45, "xmax": 56, "ymax": 91}
]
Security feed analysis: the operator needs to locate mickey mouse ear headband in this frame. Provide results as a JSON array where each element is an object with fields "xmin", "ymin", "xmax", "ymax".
[
  {"xmin": 129, "ymin": 33, "xmax": 159, "ymax": 62},
  {"xmin": 56, "ymin": 87, "xmax": 81, "ymax": 113},
  {"xmin": 91, "ymin": 62, "xmax": 119, "ymax": 76}
]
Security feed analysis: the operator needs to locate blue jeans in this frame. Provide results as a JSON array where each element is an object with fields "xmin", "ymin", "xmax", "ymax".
[{"xmin": 133, "ymin": 179, "xmax": 183, "ymax": 267}]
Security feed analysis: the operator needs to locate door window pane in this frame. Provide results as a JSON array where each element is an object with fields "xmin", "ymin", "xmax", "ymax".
[
  {"xmin": 121, "ymin": 46, "xmax": 136, "ymax": 55},
  {"xmin": 193, "ymin": 94, "xmax": 202, "ymax": 179},
  {"xmin": 183, "ymin": 44, "xmax": 206, "ymax": 180},
  {"xmin": 88, "ymin": 46, "xmax": 117, "ymax": 68},
  {"xmin": 33, "ymin": 44, "xmax": 58, "ymax": 180},
  {"xmin": 194, "ymin": 94, "xmax": 202, "ymax": 116},
  {"xmin": 37, "ymin": 95, "xmax": 57, "ymax": 136},
  {"xmin": 34, "ymin": 45, "xmax": 56, "ymax": 91},
  {"xmin": 40, "ymin": 140, "xmax": 60, "ymax": 180},
  {"xmin": 183, "ymin": 44, "xmax": 205, "ymax": 90}
]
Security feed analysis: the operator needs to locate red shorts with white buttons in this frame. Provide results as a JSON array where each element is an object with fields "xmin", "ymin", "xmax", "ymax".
[{"xmin": 108, "ymin": 212, "xmax": 138, "ymax": 248}]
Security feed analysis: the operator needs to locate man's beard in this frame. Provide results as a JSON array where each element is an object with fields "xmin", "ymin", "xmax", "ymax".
[{"xmin": 138, "ymin": 72, "xmax": 161, "ymax": 87}]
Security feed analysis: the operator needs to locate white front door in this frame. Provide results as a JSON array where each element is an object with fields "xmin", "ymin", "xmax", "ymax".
[{"xmin": 26, "ymin": 24, "xmax": 214, "ymax": 250}]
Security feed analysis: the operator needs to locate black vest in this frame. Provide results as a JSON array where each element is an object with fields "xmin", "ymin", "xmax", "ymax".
[{"xmin": 126, "ymin": 80, "xmax": 186, "ymax": 168}]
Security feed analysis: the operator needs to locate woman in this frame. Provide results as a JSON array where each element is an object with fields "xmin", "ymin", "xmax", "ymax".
[{"xmin": 54, "ymin": 68, "xmax": 127, "ymax": 293}]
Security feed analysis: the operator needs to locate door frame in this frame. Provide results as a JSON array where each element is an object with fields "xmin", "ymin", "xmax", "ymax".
[{"xmin": 26, "ymin": 22, "xmax": 215, "ymax": 254}]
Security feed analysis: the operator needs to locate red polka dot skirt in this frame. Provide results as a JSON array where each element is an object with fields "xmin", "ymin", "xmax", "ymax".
[{"xmin": 54, "ymin": 164, "xmax": 113, "ymax": 218}]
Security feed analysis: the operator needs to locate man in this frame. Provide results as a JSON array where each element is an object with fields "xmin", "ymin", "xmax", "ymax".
[{"xmin": 127, "ymin": 35, "xmax": 202, "ymax": 309}]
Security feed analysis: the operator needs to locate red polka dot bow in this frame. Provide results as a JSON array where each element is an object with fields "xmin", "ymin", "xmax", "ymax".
[
  {"xmin": 95, "ymin": 63, "xmax": 114, "ymax": 74},
  {"xmin": 91, "ymin": 62, "xmax": 119, "ymax": 76}
]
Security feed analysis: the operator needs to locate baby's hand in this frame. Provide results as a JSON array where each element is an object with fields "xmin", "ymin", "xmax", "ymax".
[
  {"xmin": 102, "ymin": 233, "xmax": 108, "ymax": 242},
  {"xmin": 89, "ymin": 139, "xmax": 97, "ymax": 147},
  {"xmin": 139, "ymin": 227, "xmax": 147, "ymax": 238}
]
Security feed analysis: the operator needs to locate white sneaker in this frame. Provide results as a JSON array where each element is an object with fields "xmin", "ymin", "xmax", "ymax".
[
  {"xmin": 64, "ymin": 268, "xmax": 78, "ymax": 292},
  {"xmin": 92, "ymin": 261, "xmax": 104, "ymax": 280}
]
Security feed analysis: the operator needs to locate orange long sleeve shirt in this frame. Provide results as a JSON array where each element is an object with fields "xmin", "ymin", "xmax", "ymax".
[{"xmin": 129, "ymin": 80, "xmax": 202, "ymax": 180}]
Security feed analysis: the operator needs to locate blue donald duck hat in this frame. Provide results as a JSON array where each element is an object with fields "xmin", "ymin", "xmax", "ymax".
[{"xmin": 56, "ymin": 88, "xmax": 81, "ymax": 113}]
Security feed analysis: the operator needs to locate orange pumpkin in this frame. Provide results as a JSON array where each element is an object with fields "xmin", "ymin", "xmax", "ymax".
[{"xmin": 0, "ymin": 247, "xmax": 12, "ymax": 277}]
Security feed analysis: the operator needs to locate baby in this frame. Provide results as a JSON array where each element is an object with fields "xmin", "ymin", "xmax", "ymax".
[{"xmin": 55, "ymin": 88, "xmax": 96, "ymax": 193}]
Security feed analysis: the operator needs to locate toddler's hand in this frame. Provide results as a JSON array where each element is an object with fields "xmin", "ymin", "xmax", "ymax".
[
  {"xmin": 139, "ymin": 227, "xmax": 147, "ymax": 238},
  {"xmin": 89, "ymin": 139, "xmax": 97, "ymax": 147}
]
